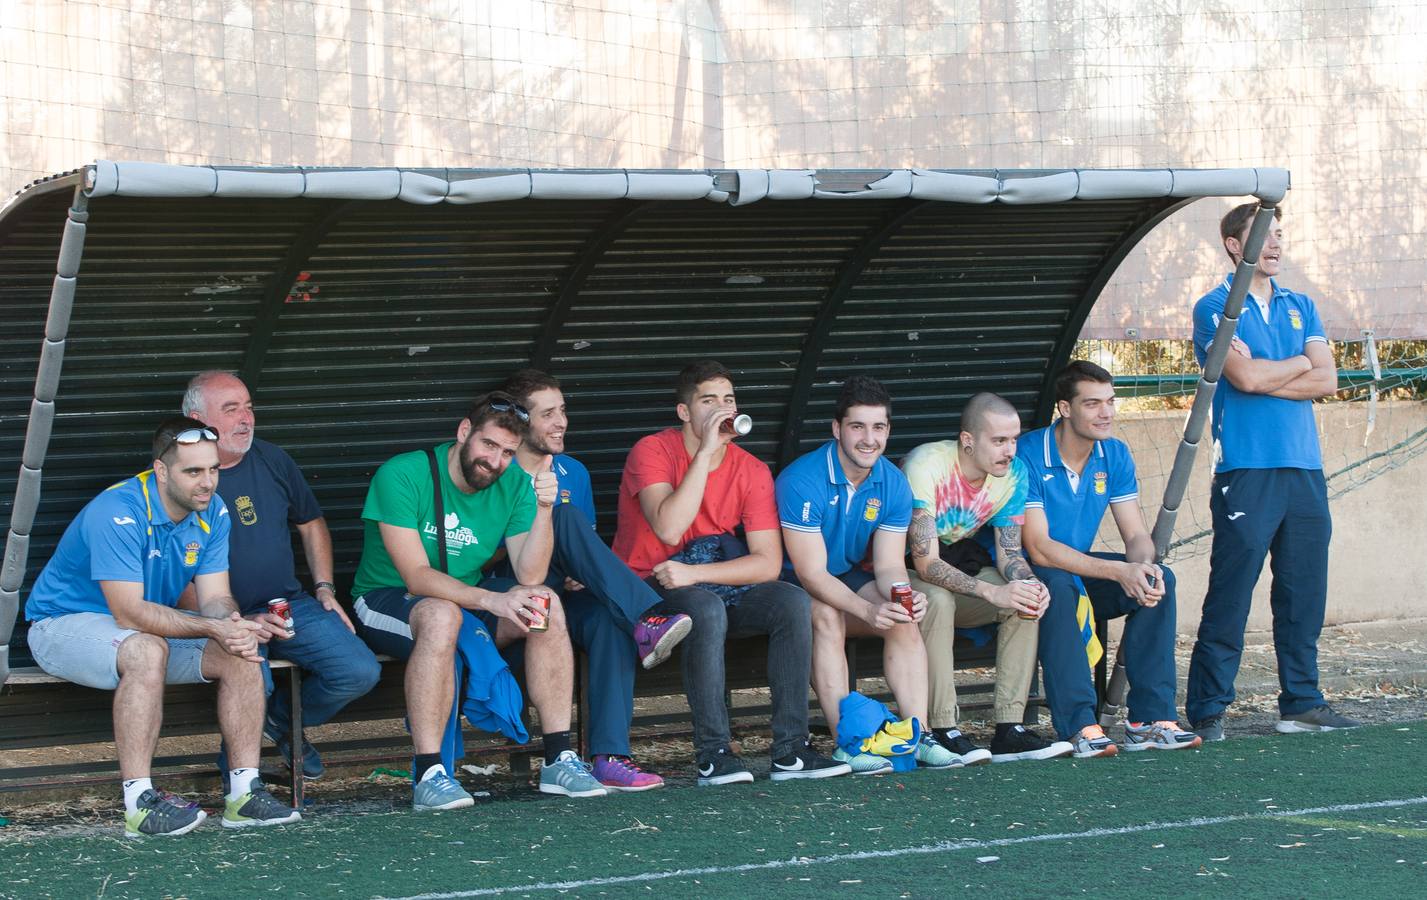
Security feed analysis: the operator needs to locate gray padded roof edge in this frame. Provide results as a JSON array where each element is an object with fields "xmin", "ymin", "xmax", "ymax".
[{"xmin": 58, "ymin": 162, "xmax": 1290, "ymax": 207}]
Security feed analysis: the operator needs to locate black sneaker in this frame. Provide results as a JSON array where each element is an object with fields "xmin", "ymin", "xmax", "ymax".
[
  {"xmin": 990, "ymin": 724, "xmax": 1073, "ymax": 762},
  {"xmin": 1192, "ymin": 715, "xmax": 1226, "ymax": 743},
  {"xmin": 929, "ymin": 728, "xmax": 992, "ymax": 766},
  {"xmin": 696, "ymin": 747, "xmax": 754, "ymax": 787},
  {"xmin": 1275, "ymin": 705, "xmax": 1362, "ymax": 734},
  {"xmin": 769, "ymin": 740, "xmax": 853, "ymax": 782}
]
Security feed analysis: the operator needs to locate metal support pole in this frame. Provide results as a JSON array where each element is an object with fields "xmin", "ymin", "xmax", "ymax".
[
  {"xmin": 1, "ymin": 186, "xmax": 90, "ymax": 687},
  {"xmin": 289, "ymin": 668, "xmax": 305, "ymax": 809},
  {"xmin": 1100, "ymin": 204, "xmax": 1278, "ymax": 729}
]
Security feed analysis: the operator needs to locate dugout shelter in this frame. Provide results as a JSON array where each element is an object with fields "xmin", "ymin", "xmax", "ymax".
[{"xmin": 0, "ymin": 162, "xmax": 1289, "ymax": 687}]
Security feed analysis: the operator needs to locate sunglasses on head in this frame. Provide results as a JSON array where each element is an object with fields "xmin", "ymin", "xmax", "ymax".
[
  {"xmin": 157, "ymin": 426, "xmax": 218, "ymax": 459},
  {"xmin": 487, "ymin": 398, "xmax": 530, "ymax": 423}
]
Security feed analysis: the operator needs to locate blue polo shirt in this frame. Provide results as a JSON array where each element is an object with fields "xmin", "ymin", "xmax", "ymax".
[
  {"xmin": 1193, "ymin": 274, "xmax": 1328, "ymax": 472},
  {"xmin": 552, "ymin": 454, "xmax": 596, "ymax": 525},
  {"xmin": 1017, "ymin": 424, "xmax": 1137, "ymax": 554},
  {"xmin": 25, "ymin": 470, "xmax": 231, "ymax": 620},
  {"xmin": 775, "ymin": 441, "xmax": 914, "ymax": 577}
]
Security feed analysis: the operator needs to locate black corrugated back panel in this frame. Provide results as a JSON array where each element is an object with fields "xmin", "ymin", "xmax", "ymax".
[
  {"xmin": 794, "ymin": 199, "xmax": 1155, "ymax": 464},
  {"xmin": 548, "ymin": 199, "xmax": 892, "ymax": 519},
  {"xmin": 1, "ymin": 184, "xmax": 1177, "ymax": 663}
]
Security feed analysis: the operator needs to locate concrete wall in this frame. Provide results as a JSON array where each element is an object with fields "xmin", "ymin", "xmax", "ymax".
[
  {"xmin": 1108, "ymin": 401, "xmax": 1427, "ymax": 633},
  {"xmin": 3, "ymin": 1, "xmax": 1425, "ymax": 339}
]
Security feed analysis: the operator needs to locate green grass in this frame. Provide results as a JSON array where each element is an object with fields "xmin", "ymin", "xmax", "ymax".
[{"xmin": 2, "ymin": 722, "xmax": 1424, "ymax": 899}]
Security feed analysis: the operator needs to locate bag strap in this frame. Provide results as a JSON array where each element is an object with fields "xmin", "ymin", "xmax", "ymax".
[{"xmin": 425, "ymin": 446, "xmax": 448, "ymax": 574}]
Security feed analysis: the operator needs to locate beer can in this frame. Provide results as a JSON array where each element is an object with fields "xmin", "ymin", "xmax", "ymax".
[
  {"xmin": 891, "ymin": 581, "xmax": 915, "ymax": 617},
  {"xmin": 267, "ymin": 598, "xmax": 296, "ymax": 637},
  {"xmin": 527, "ymin": 592, "xmax": 551, "ymax": 633},
  {"xmin": 1016, "ymin": 579, "xmax": 1041, "ymax": 620},
  {"xmin": 720, "ymin": 413, "xmax": 753, "ymax": 435}
]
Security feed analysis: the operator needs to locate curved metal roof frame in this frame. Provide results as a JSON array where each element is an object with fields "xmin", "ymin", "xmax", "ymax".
[{"xmin": 0, "ymin": 163, "xmax": 1289, "ymax": 681}]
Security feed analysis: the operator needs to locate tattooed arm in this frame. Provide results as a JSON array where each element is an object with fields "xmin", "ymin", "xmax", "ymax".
[
  {"xmin": 994, "ymin": 523, "xmax": 1036, "ymax": 583},
  {"xmin": 910, "ymin": 509, "xmax": 1042, "ymax": 615},
  {"xmin": 908, "ymin": 508, "xmax": 995, "ymax": 601}
]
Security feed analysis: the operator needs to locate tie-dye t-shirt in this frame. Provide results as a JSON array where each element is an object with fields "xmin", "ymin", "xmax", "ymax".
[{"xmin": 900, "ymin": 440, "xmax": 1029, "ymax": 544}]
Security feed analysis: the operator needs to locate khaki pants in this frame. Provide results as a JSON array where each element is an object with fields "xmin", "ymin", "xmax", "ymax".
[{"xmin": 913, "ymin": 567, "xmax": 1038, "ymax": 727}]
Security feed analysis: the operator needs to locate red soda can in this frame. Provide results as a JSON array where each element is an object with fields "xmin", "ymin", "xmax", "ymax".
[
  {"xmin": 891, "ymin": 581, "xmax": 915, "ymax": 617},
  {"xmin": 267, "ymin": 598, "xmax": 296, "ymax": 637},
  {"xmin": 527, "ymin": 592, "xmax": 551, "ymax": 633}
]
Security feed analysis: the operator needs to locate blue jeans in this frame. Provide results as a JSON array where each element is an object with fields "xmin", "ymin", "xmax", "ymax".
[
  {"xmin": 1187, "ymin": 468, "xmax": 1330, "ymax": 721},
  {"xmin": 517, "ymin": 503, "xmax": 662, "ymax": 632},
  {"xmin": 649, "ymin": 579, "xmax": 813, "ymax": 760},
  {"xmin": 1034, "ymin": 554, "xmax": 1178, "ymax": 740},
  {"xmin": 263, "ymin": 593, "xmax": 382, "ymax": 736}
]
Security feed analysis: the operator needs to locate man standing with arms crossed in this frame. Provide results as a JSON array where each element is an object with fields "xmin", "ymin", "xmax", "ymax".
[
  {"xmin": 1186, "ymin": 204, "xmax": 1360, "ymax": 740},
  {"xmin": 903, "ymin": 392, "xmax": 1071, "ymax": 765},
  {"xmin": 353, "ymin": 393, "xmax": 606, "ymax": 810},
  {"xmin": 182, "ymin": 371, "xmax": 380, "ymax": 781},
  {"xmin": 24, "ymin": 417, "xmax": 299, "ymax": 836},
  {"xmin": 777, "ymin": 376, "xmax": 957, "ymax": 773},
  {"xmin": 614, "ymin": 360, "xmax": 850, "ymax": 785},
  {"xmin": 1019, "ymin": 362, "xmax": 1201, "ymax": 756}
]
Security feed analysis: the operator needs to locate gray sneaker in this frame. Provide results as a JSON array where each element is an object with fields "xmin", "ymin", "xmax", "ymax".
[
  {"xmin": 413, "ymin": 770, "xmax": 475, "ymax": 811},
  {"xmin": 124, "ymin": 789, "xmax": 207, "ymax": 838},
  {"xmin": 539, "ymin": 750, "xmax": 609, "ymax": 798},
  {"xmin": 1275, "ymin": 705, "xmax": 1362, "ymax": 734},
  {"xmin": 222, "ymin": 782, "xmax": 302, "ymax": 828},
  {"xmin": 1192, "ymin": 715, "xmax": 1226, "ymax": 743}
]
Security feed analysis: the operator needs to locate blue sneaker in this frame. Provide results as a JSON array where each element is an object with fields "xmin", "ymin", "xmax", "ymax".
[
  {"xmin": 539, "ymin": 750, "xmax": 609, "ymax": 798},
  {"xmin": 831, "ymin": 746, "xmax": 892, "ymax": 775},
  {"xmin": 413, "ymin": 770, "xmax": 475, "ymax": 812},
  {"xmin": 273, "ymin": 732, "xmax": 325, "ymax": 780}
]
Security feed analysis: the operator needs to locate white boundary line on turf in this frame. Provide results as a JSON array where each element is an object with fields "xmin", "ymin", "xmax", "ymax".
[{"xmin": 378, "ymin": 795, "xmax": 1427, "ymax": 899}]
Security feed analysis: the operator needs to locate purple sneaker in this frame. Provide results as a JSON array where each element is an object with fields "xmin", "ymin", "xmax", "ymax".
[
  {"xmin": 634, "ymin": 613, "xmax": 692, "ymax": 670},
  {"xmin": 593, "ymin": 755, "xmax": 664, "ymax": 792}
]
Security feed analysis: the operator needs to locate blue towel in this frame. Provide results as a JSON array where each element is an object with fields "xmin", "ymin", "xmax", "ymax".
[
  {"xmin": 435, "ymin": 610, "xmax": 529, "ymax": 779},
  {"xmin": 835, "ymin": 691, "xmax": 919, "ymax": 772}
]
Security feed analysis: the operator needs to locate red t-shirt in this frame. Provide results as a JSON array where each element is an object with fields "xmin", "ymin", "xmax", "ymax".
[{"xmin": 613, "ymin": 428, "xmax": 779, "ymax": 577}]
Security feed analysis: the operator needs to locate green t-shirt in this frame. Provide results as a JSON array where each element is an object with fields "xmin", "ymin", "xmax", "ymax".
[{"xmin": 352, "ymin": 442, "xmax": 537, "ymax": 598}]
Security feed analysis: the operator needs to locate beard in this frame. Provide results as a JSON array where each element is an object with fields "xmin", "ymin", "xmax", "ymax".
[{"xmin": 459, "ymin": 439, "xmax": 501, "ymax": 491}]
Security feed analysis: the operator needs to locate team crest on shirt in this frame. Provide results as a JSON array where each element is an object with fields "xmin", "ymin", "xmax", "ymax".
[
  {"xmin": 183, "ymin": 541, "xmax": 200, "ymax": 567},
  {"xmin": 235, "ymin": 495, "xmax": 257, "ymax": 526},
  {"xmin": 1093, "ymin": 472, "xmax": 1107, "ymax": 495},
  {"xmin": 560, "ymin": 489, "xmax": 571, "ymax": 505},
  {"xmin": 1288, "ymin": 308, "xmax": 1303, "ymax": 330},
  {"xmin": 863, "ymin": 498, "xmax": 881, "ymax": 522}
]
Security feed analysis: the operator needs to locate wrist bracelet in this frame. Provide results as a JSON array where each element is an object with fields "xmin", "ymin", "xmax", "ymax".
[{"xmin": 314, "ymin": 581, "xmax": 336, "ymax": 593}]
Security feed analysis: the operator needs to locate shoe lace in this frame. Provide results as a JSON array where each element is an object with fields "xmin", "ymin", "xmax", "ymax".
[
  {"xmin": 604, "ymin": 755, "xmax": 646, "ymax": 775},
  {"xmin": 1151, "ymin": 720, "xmax": 1182, "ymax": 731},
  {"xmin": 1080, "ymin": 724, "xmax": 1109, "ymax": 741},
  {"xmin": 154, "ymin": 790, "xmax": 198, "ymax": 810}
]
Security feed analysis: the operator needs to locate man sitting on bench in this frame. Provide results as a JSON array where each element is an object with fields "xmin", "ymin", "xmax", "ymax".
[
  {"xmin": 612, "ymin": 360, "xmax": 851, "ymax": 786},
  {"xmin": 24, "ymin": 417, "xmax": 300, "ymax": 837},
  {"xmin": 1018, "ymin": 361, "xmax": 1201, "ymax": 757},
  {"xmin": 352, "ymin": 392, "xmax": 607, "ymax": 811},
  {"xmin": 903, "ymin": 392, "xmax": 1072, "ymax": 764},
  {"xmin": 182, "ymin": 370, "xmax": 380, "ymax": 784},
  {"xmin": 497, "ymin": 369, "xmax": 692, "ymax": 792},
  {"xmin": 776, "ymin": 375, "xmax": 957, "ymax": 773}
]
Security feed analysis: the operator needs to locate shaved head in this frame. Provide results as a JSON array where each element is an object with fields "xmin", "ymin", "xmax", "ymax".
[{"xmin": 960, "ymin": 392, "xmax": 1018, "ymax": 438}]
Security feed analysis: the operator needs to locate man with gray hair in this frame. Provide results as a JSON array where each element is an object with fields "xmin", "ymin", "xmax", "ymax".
[{"xmin": 183, "ymin": 371, "xmax": 380, "ymax": 782}]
